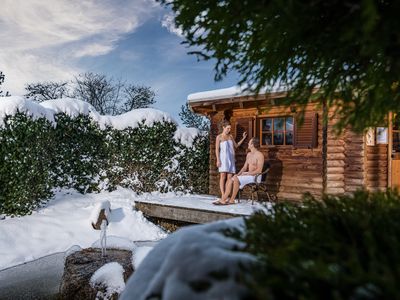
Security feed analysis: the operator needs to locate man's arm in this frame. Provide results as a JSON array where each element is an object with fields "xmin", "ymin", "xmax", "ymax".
[{"xmin": 254, "ymin": 152, "xmax": 264, "ymax": 174}]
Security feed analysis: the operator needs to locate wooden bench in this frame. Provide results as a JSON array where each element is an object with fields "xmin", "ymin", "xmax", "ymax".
[{"xmin": 239, "ymin": 161, "xmax": 276, "ymax": 205}]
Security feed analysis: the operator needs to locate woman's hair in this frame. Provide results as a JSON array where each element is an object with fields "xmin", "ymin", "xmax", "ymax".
[
  {"xmin": 251, "ymin": 137, "xmax": 260, "ymax": 149},
  {"xmin": 221, "ymin": 120, "xmax": 231, "ymax": 128}
]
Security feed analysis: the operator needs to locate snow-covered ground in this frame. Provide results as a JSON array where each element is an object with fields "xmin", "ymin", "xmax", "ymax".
[
  {"xmin": 0, "ymin": 186, "xmax": 270, "ymax": 299},
  {"xmin": 0, "ymin": 187, "xmax": 166, "ymax": 270},
  {"xmin": 0, "ymin": 187, "xmax": 267, "ymax": 271}
]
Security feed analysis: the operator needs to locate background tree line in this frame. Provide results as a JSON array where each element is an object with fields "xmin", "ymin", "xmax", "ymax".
[
  {"xmin": 0, "ymin": 71, "xmax": 10, "ymax": 97},
  {"xmin": 1, "ymin": 70, "xmax": 209, "ymax": 130},
  {"xmin": 24, "ymin": 72, "xmax": 156, "ymax": 115}
]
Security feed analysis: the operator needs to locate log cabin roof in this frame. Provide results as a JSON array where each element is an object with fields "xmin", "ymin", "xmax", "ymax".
[{"xmin": 188, "ymin": 85, "xmax": 288, "ymax": 115}]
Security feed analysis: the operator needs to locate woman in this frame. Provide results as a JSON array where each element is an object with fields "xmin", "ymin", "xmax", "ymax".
[{"xmin": 214, "ymin": 120, "xmax": 247, "ymax": 203}]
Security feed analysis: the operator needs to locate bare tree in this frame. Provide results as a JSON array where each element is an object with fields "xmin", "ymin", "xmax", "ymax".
[
  {"xmin": 0, "ymin": 71, "xmax": 10, "ymax": 97},
  {"xmin": 121, "ymin": 84, "xmax": 156, "ymax": 113},
  {"xmin": 24, "ymin": 81, "xmax": 69, "ymax": 102},
  {"xmin": 72, "ymin": 72, "xmax": 122, "ymax": 115}
]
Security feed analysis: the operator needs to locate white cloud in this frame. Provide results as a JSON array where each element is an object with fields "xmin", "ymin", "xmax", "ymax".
[
  {"xmin": 161, "ymin": 13, "xmax": 183, "ymax": 37},
  {"xmin": 74, "ymin": 43, "xmax": 116, "ymax": 58},
  {"xmin": 0, "ymin": 0, "xmax": 160, "ymax": 95}
]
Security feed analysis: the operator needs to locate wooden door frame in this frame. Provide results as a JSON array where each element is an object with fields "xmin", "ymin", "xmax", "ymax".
[{"xmin": 388, "ymin": 112, "xmax": 393, "ymax": 188}]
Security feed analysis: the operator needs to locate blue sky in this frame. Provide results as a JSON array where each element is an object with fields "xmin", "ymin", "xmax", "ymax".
[{"xmin": 0, "ymin": 0, "xmax": 239, "ymax": 122}]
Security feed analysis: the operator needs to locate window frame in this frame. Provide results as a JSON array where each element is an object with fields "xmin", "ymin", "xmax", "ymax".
[{"xmin": 259, "ymin": 116, "xmax": 294, "ymax": 146}]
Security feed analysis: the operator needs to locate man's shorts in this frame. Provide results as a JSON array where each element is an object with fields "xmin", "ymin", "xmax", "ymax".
[{"xmin": 235, "ymin": 175, "xmax": 261, "ymax": 189}]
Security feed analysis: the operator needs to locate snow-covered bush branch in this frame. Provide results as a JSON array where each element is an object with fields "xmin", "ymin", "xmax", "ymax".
[{"xmin": 0, "ymin": 97, "xmax": 209, "ymax": 216}]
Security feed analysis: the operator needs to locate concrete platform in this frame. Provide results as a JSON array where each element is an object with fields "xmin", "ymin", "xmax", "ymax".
[{"xmin": 134, "ymin": 194, "xmax": 270, "ymax": 224}]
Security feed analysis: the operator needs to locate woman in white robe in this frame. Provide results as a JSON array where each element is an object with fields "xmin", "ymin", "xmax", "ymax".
[{"xmin": 214, "ymin": 120, "xmax": 247, "ymax": 202}]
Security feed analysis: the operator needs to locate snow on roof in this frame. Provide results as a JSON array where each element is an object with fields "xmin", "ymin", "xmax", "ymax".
[{"xmin": 187, "ymin": 84, "xmax": 287, "ymax": 103}]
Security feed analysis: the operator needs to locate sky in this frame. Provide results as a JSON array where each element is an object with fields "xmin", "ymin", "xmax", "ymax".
[{"xmin": 0, "ymin": 0, "xmax": 239, "ymax": 122}]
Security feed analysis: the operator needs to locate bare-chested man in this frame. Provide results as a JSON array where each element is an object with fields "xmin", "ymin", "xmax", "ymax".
[{"xmin": 213, "ymin": 137, "xmax": 264, "ymax": 205}]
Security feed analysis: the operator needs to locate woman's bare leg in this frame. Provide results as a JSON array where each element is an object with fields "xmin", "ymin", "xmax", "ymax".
[
  {"xmin": 220, "ymin": 175, "xmax": 235, "ymax": 203},
  {"xmin": 219, "ymin": 172, "xmax": 227, "ymax": 197}
]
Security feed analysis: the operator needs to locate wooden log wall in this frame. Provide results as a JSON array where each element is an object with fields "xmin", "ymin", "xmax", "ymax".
[
  {"xmin": 365, "ymin": 144, "xmax": 388, "ymax": 191},
  {"xmin": 325, "ymin": 114, "xmax": 388, "ymax": 195},
  {"xmin": 343, "ymin": 129, "xmax": 365, "ymax": 194},
  {"xmin": 208, "ymin": 105, "xmax": 325, "ymax": 201},
  {"xmin": 325, "ymin": 115, "xmax": 365, "ymax": 194},
  {"xmin": 208, "ymin": 104, "xmax": 389, "ymax": 200}
]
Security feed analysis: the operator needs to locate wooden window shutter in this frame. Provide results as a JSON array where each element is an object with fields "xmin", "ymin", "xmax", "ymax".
[
  {"xmin": 294, "ymin": 113, "xmax": 318, "ymax": 148},
  {"xmin": 235, "ymin": 118, "xmax": 252, "ymax": 145},
  {"xmin": 235, "ymin": 118, "xmax": 253, "ymax": 170}
]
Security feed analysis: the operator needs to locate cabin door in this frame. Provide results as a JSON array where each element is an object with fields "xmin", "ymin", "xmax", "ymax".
[{"xmin": 391, "ymin": 114, "xmax": 400, "ymax": 188}]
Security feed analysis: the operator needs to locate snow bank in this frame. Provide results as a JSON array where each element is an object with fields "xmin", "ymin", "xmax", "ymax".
[
  {"xmin": 0, "ymin": 187, "xmax": 166, "ymax": 270},
  {"xmin": 103, "ymin": 108, "xmax": 176, "ymax": 130},
  {"xmin": 174, "ymin": 127, "xmax": 202, "ymax": 148},
  {"xmin": 40, "ymin": 98, "xmax": 97, "ymax": 118},
  {"xmin": 0, "ymin": 96, "xmax": 56, "ymax": 126},
  {"xmin": 0, "ymin": 96, "xmax": 201, "ymax": 147},
  {"xmin": 132, "ymin": 246, "xmax": 153, "ymax": 270},
  {"xmin": 90, "ymin": 262, "xmax": 125, "ymax": 297},
  {"xmin": 91, "ymin": 236, "xmax": 137, "ymax": 252},
  {"xmin": 0, "ymin": 96, "xmax": 175, "ymax": 129},
  {"xmin": 120, "ymin": 218, "xmax": 256, "ymax": 300}
]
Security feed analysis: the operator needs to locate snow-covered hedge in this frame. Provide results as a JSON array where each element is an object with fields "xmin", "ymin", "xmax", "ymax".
[{"xmin": 0, "ymin": 97, "xmax": 209, "ymax": 216}]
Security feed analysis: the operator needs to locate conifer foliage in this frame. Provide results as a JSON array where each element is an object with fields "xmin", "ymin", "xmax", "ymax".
[
  {"xmin": 179, "ymin": 103, "xmax": 209, "ymax": 131},
  {"xmin": 239, "ymin": 191, "xmax": 400, "ymax": 299},
  {"xmin": 159, "ymin": 0, "xmax": 400, "ymax": 132}
]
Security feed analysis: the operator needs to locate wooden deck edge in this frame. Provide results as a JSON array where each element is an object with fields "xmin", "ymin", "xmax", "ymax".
[{"xmin": 134, "ymin": 201, "xmax": 246, "ymax": 224}]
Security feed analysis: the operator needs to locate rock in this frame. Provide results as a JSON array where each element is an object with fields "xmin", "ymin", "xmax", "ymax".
[{"xmin": 59, "ymin": 248, "xmax": 133, "ymax": 300}]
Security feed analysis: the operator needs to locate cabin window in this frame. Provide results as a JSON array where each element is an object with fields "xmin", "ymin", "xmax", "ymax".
[{"xmin": 260, "ymin": 116, "xmax": 294, "ymax": 146}]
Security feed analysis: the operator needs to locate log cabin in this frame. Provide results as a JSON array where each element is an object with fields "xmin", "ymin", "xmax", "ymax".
[{"xmin": 188, "ymin": 86, "xmax": 397, "ymax": 201}]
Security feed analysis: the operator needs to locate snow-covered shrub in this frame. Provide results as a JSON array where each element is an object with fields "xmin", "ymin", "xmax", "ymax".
[
  {"xmin": 239, "ymin": 190, "xmax": 400, "ymax": 299},
  {"xmin": 0, "ymin": 98, "xmax": 209, "ymax": 216},
  {"xmin": 105, "ymin": 122, "xmax": 178, "ymax": 193},
  {"xmin": 52, "ymin": 114, "xmax": 108, "ymax": 193},
  {"xmin": 0, "ymin": 113, "xmax": 54, "ymax": 215},
  {"xmin": 105, "ymin": 122, "xmax": 209, "ymax": 193},
  {"xmin": 173, "ymin": 134, "xmax": 209, "ymax": 193}
]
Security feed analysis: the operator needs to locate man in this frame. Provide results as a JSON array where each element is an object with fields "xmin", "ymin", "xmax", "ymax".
[{"xmin": 213, "ymin": 137, "xmax": 264, "ymax": 205}]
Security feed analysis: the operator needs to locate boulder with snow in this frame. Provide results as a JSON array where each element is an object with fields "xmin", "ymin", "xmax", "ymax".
[
  {"xmin": 90, "ymin": 262, "xmax": 125, "ymax": 300},
  {"xmin": 59, "ymin": 248, "xmax": 133, "ymax": 300}
]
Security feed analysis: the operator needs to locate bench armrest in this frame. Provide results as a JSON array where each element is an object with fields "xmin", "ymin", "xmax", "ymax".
[{"xmin": 254, "ymin": 168, "xmax": 270, "ymax": 183}]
